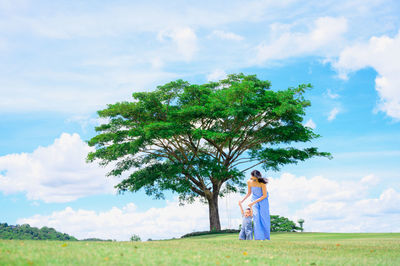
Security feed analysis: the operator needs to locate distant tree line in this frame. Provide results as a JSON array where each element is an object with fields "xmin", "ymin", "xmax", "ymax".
[
  {"xmin": 0, "ymin": 223, "xmax": 77, "ymax": 241},
  {"xmin": 181, "ymin": 229, "xmax": 240, "ymax": 238},
  {"xmin": 81, "ymin": 238, "xmax": 113, "ymax": 242},
  {"xmin": 1, "ymin": 214, "xmax": 303, "ymax": 241}
]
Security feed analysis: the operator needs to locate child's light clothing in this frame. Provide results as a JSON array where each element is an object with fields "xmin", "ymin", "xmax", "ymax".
[{"xmin": 239, "ymin": 215, "xmax": 253, "ymax": 240}]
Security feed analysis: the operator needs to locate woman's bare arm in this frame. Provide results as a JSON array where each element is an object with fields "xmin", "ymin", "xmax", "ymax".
[
  {"xmin": 238, "ymin": 201, "xmax": 244, "ymax": 216},
  {"xmin": 239, "ymin": 181, "xmax": 252, "ymax": 203}
]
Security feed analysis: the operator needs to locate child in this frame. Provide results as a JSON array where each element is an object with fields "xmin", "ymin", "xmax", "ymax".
[{"xmin": 238, "ymin": 201, "xmax": 253, "ymax": 240}]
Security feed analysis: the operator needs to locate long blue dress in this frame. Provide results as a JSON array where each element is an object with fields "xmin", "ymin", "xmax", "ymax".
[{"xmin": 251, "ymin": 186, "xmax": 270, "ymax": 240}]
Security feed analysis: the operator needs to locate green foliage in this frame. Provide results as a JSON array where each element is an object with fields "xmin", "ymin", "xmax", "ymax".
[
  {"xmin": 87, "ymin": 73, "xmax": 331, "ymax": 229},
  {"xmin": 130, "ymin": 234, "xmax": 141, "ymax": 242},
  {"xmin": 0, "ymin": 223, "xmax": 77, "ymax": 241},
  {"xmin": 271, "ymin": 215, "xmax": 302, "ymax": 232},
  {"xmin": 181, "ymin": 229, "xmax": 240, "ymax": 238},
  {"xmin": 81, "ymin": 238, "xmax": 112, "ymax": 242}
]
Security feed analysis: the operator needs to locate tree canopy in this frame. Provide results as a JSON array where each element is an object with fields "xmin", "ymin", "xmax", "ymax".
[
  {"xmin": 0, "ymin": 223, "xmax": 77, "ymax": 241},
  {"xmin": 270, "ymin": 215, "xmax": 302, "ymax": 232},
  {"xmin": 87, "ymin": 73, "xmax": 331, "ymax": 230}
]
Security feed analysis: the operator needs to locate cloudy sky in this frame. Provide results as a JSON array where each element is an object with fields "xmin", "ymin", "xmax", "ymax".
[{"xmin": 1, "ymin": 0, "xmax": 400, "ymax": 241}]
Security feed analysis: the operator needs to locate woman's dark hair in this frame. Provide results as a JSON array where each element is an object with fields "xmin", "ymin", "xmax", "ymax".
[{"xmin": 251, "ymin": 170, "xmax": 268, "ymax": 184}]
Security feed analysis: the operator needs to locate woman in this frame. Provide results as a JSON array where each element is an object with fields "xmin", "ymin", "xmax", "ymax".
[{"xmin": 239, "ymin": 170, "xmax": 270, "ymax": 240}]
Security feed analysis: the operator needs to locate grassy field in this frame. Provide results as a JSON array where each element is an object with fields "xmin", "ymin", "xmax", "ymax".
[{"xmin": 1, "ymin": 232, "xmax": 399, "ymax": 265}]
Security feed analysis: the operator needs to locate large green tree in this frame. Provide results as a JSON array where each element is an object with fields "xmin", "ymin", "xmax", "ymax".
[
  {"xmin": 270, "ymin": 215, "xmax": 302, "ymax": 232},
  {"xmin": 87, "ymin": 73, "xmax": 330, "ymax": 230}
]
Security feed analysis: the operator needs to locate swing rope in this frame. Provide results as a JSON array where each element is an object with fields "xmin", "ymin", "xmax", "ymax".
[{"xmin": 225, "ymin": 193, "xmax": 231, "ymax": 229}]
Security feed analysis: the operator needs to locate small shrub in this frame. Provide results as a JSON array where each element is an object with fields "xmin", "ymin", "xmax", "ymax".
[{"xmin": 130, "ymin": 234, "xmax": 141, "ymax": 242}]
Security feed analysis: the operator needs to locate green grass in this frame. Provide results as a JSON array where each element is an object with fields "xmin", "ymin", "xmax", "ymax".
[{"xmin": 1, "ymin": 232, "xmax": 399, "ymax": 265}]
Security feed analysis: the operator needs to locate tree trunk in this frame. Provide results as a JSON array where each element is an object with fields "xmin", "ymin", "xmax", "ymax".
[{"xmin": 207, "ymin": 193, "xmax": 221, "ymax": 231}]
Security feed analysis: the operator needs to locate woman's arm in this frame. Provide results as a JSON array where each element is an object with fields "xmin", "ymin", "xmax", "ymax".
[
  {"xmin": 248, "ymin": 184, "xmax": 267, "ymax": 207},
  {"xmin": 238, "ymin": 201, "xmax": 244, "ymax": 216},
  {"xmin": 239, "ymin": 181, "xmax": 251, "ymax": 203}
]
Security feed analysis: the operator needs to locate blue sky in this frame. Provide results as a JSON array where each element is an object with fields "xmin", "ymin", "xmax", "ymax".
[{"xmin": 0, "ymin": 0, "xmax": 400, "ymax": 240}]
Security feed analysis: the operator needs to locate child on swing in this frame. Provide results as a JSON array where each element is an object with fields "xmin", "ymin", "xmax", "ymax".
[{"xmin": 238, "ymin": 201, "xmax": 253, "ymax": 240}]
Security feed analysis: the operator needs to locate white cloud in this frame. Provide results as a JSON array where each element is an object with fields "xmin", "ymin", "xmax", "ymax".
[
  {"xmin": 268, "ymin": 173, "xmax": 373, "ymax": 205},
  {"xmin": 158, "ymin": 27, "xmax": 198, "ymax": 61},
  {"xmin": 14, "ymin": 182, "xmax": 246, "ymax": 241},
  {"xmin": 357, "ymin": 188, "xmax": 400, "ymax": 215},
  {"xmin": 207, "ymin": 69, "xmax": 227, "ymax": 82},
  {"xmin": 326, "ymin": 89, "xmax": 340, "ymax": 99},
  {"xmin": 304, "ymin": 118, "xmax": 316, "ymax": 129},
  {"xmin": 0, "ymin": 1, "xmax": 296, "ymax": 39},
  {"xmin": 17, "ymin": 200, "xmax": 211, "ymax": 241},
  {"xmin": 360, "ymin": 174, "xmax": 378, "ymax": 185},
  {"xmin": 65, "ymin": 115, "xmax": 100, "ymax": 132},
  {"xmin": 150, "ymin": 57, "xmax": 164, "ymax": 69},
  {"xmin": 0, "ymin": 70, "xmax": 177, "ymax": 114},
  {"xmin": 332, "ymin": 30, "xmax": 400, "ymax": 120},
  {"xmin": 256, "ymin": 17, "xmax": 348, "ymax": 63},
  {"xmin": 328, "ymin": 107, "xmax": 340, "ymax": 121},
  {"xmin": 0, "ymin": 1, "xmax": 397, "ymax": 115},
  {"xmin": 269, "ymin": 173, "xmax": 400, "ymax": 233},
  {"xmin": 82, "ymin": 55, "xmax": 137, "ymax": 68},
  {"xmin": 296, "ymin": 187, "xmax": 400, "ymax": 232},
  {"xmin": 0, "ymin": 133, "xmax": 116, "ymax": 203},
  {"xmin": 0, "ymin": 1, "xmax": 389, "ymax": 42},
  {"xmin": 209, "ymin": 30, "xmax": 244, "ymax": 41},
  {"xmin": 16, "ymin": 172, "xmax": 400, "ymax": 240}
]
